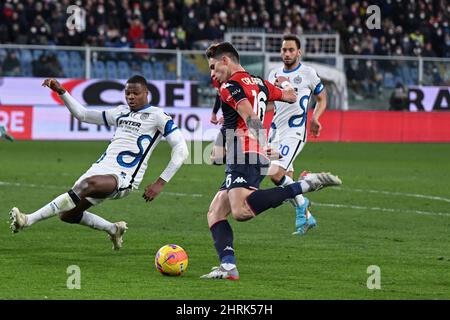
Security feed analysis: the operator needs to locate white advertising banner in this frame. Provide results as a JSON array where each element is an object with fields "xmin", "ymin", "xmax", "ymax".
[
  {"xmin": 0, "ymin": 77, "xmax": 198, "ymax": 107},
  {"xmin": 31, "ymin": 106, "xmax": 220, "ymax": 141},
  {"xmin": 408, "ymin": 86, "xmax": 450, "ymax": 111}
]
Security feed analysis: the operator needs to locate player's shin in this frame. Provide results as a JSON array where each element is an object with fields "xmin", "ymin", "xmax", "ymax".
[
  {"xmin": 210, "ymin": 220, "xmax": 236, "ymax": 268},
  {"xmin": 25, "ymin": 191, "xmax": 78, "ymax": 226},
  {"xmin": 79, "ymin": 211, "xmax": 117, "ymax": 234}
]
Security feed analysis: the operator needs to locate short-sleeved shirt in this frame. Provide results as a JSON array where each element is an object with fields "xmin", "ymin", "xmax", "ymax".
[{"xmin": 267, "ymin": 63, "xmax": 324, "ymax": 141}]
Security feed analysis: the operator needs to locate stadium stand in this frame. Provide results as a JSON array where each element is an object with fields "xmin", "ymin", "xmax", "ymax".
[
  {"xmin": 0, "ymin": 0, "xmax": 448, "ymax": 109},
  {"xmin": 0, "ymin": 0, "xmax": 448, "ymax": 56}
]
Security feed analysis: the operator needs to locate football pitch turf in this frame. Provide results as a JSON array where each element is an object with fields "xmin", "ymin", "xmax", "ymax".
[{"xmin": 1, "ymin": 141, "xmax": 449, "ymax": 300}]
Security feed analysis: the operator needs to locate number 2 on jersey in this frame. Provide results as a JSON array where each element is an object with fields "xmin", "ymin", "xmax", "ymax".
[{"xmin": 251, "ymin": 90, "xmax": 267, "ymax": 122}]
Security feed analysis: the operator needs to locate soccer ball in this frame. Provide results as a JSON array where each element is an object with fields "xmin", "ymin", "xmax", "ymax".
[{"xmin": 155, "ymin": 244, "xmax": 188, "ymax": 276}]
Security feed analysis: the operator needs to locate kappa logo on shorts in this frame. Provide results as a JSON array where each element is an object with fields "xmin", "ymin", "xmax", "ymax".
[{"xmin": 233, "ymin": 177, "xmax": 247, "ymax": 184}]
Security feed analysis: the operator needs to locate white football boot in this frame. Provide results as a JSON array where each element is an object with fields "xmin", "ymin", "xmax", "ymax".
[
  {"xmin": 109, "ymin": 221, "xmax": 128, "ymax": 250},
  {"xmin": 200, "ymin": 265, "xmax": 240, "ymax": 280},
  {"xmin": 299, "ymin": 172, "xmax": 342, "ymax": 191},
  {"xmin": 9, "ymin": 207, "xmax": 27, "ymax": 233}
]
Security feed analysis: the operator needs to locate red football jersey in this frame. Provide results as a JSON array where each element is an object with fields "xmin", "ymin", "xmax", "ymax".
[{"xmin": 219, "ymin": 71, "xmax": 283, "ymax": 155}]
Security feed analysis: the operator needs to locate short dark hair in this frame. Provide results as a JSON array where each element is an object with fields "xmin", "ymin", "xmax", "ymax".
[
  {"xmin": 282, "ymin": 34, "xmax": 301, "ymax": 49},
  {"xmin": 127, "ymin": 75, "xmax": 148, "ymax": 87},
  {"xmin": 206, "ymin": 42, "xmax": 240, "ymax": 63}
]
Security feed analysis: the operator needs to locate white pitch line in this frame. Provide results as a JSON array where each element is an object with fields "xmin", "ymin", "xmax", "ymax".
[
  {"xmin": 0, "ymin": 181, "xmax": 203, "ymax": 197},
  {"xmin": 314, "ymin": 202, "xmax": 450, "ymax": 217},
  {"xmin": 334, "ymin": 187, "xmax": 450, "ymax": 203}
]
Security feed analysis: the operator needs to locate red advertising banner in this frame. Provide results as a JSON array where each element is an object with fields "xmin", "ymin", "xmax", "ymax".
[
  {"xmin": 1, "ymin": 106, "xmax": 449, "ymax": 142},
  {"xmin": 264, "ymin": 110, "xmax": 450, "ymax": 143},
  {"xmin": 0, "ymin": 106, "xmax": 33, "ymax": 140}
]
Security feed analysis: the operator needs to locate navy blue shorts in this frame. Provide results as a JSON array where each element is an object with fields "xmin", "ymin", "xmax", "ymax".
[{"xmin": 219, "ymin": 154, "xmax": 269, "ymax": 191}]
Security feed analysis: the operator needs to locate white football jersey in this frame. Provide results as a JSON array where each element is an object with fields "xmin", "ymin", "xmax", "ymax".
[
  {"xmin": 89, "ymin": 104, "xmax": 177, "ymax": 190},
  {"xmin": 267, "ymin": 63, "xmax": 324, "ymax": 140}
]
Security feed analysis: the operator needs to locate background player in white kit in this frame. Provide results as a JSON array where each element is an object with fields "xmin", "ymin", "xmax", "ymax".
[
  {"xmin": 9, "ymin": 75, "xmax": 189, "ymax": 250},
  {"xmin": 267, "ymin": 35, "xmax": 328, "ymax": 235}
]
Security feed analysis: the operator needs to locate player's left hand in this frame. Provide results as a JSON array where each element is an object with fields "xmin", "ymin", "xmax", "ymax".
[
  {"xmin": 143, "ymin": 178, "xmax": 166, "ymax": 202},
  {"xmin": 264, "ymin": 146, "xmax": 282, "ymax": 160},
  {"xmin": 310, "ymin": 118, "xmax": 322, "ymax": 137}
]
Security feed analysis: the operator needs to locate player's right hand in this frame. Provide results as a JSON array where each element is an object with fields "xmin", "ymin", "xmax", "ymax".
[{"xmin": 42, "ymin": 78, "xmax": 66, "ymax": 95}]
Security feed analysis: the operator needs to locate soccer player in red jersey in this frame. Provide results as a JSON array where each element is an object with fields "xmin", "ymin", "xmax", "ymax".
[{"xmin": 200, "ymin": 42, "xmax": 342, "ymax": 280}]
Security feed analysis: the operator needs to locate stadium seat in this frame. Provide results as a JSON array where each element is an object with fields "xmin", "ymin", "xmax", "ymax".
[
  {"xmin": 92, "ymin": 61, "xmax": 106, "ymax": 79},
  {"xmin": 57, "ymin": 51, "xmax": 69, "ymax": 65},
  {"xmin": 32, "ymin": 49, "xmax": 43, "ymax": 60},
  {"xmin": 69, "ymin": 51, "xmax": 83, "ymax": 65},
  {"xmin": 106, "ymin": 60, "xmax": 118, "ymax": 79},
  {"xmin": 20, "ymin": 49, "xmax": 33, "ymax": 63},
  {"xmin": 153, "ymin": 62, "xmax": 166, "ymax": 80},
  {"xmin": 166, "ymin": 72, "xmax": 176, "ymax": 80},
  {"xmin": 383, "ymin": 72, "xmax": 395, "ymax": 88},
  {"xmin": 142, "ymin": 62, "xmax": 154, "ymax": 79},
  {"xmin": 118, "ymin": 61, "xmax": 131, "ymax": 79}
]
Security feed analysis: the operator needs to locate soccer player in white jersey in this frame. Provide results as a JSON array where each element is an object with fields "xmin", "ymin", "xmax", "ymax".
[
  {"xmin": 9, "ymin": 75, "xmax": 189, "ymax": 250},
  {"xmin": 267, "ymin": 34, "xmax": 328, "ymax": 235}
]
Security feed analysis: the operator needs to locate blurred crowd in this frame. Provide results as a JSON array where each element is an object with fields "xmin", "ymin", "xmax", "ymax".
[{"xmin": 1, "ymin": 0, "xmax": 449, "ymax": 56}]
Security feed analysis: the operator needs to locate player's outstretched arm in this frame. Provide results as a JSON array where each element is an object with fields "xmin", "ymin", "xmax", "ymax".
[
  {"xmin": 142, "ymin": 129, "xmax": 189, "ymax": 202},
  {"xmin": 42, "ymin": 78, "xmax": 105, "ymax": 125}
]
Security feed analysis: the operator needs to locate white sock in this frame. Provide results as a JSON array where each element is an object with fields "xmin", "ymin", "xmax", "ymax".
[
  {"xmin": 26, "ymin": 192, "xmax": 76, "ymax": 226},
  {"xmin": 280, "ymin": 175, "xmax": 306, "ymax": 207},
  {"xmin": 221, "ymin": 263, "xmax": 236, "ymax": 271},
  {"xmin": 79, "ymin": 211, "xmax": 117, "ymax": 235}
]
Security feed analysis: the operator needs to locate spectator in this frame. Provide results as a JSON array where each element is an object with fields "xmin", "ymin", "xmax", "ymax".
[
  {"xmin": 0, "ymin": 0, "xmax": 447, "ymax": 57},
  {"xmin": 2, "ymin": 51, "xmax": 21, "ymax": 76},
  {"xmin": 389, "ymin": 82, "xmax": 409, "ymax": 111}
]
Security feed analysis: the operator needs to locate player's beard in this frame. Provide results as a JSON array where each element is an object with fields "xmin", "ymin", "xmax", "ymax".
[{"xmin": 283, "ymin": 58, "xmax": 298, "ymax": 69}]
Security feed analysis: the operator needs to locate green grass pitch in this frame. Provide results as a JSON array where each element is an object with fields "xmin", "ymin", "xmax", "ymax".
[{"xmin": 1, "ymin": 140, "xmax": 449, "ymax": 299}]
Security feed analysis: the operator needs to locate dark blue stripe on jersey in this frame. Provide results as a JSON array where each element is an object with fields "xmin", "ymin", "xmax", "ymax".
[
  {"xmin": 314, "ymin": 82, "xmax": 324, "ymax": 95},
  {"xmin": 286, "ymin": 140, "xmax": 303, "ymax": 169},
  {"xmin": 127, "ymin": 131, "xmax": 161, "ymax": 188},
  {"xmin": 102, "ymin": 111, "xmax": 110, "ymax": 129},
  {"xmin": 163, "ymin": 119, "xmax": 178, "ymax": 137},
  {"xmin": 283, "ymin": 63, "xmax": 302, "ymax": 73},
  {"xmin": 116, "ymin": 112, "xmax": 131, "ymax": 126}
]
